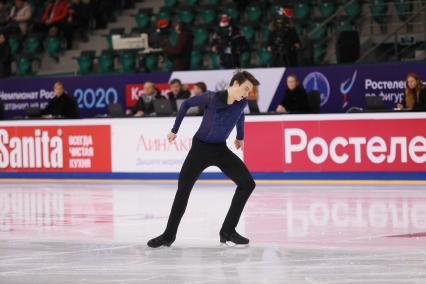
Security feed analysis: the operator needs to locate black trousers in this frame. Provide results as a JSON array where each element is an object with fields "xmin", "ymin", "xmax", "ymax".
[{"xmin": 164, "ymin": 137, "xmax": 256, "ymax": 237}]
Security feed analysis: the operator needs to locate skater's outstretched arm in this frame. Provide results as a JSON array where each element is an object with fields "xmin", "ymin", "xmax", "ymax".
[{"xmin": 171, "ymin": 92, "xmax": 211, "ymax": 134}]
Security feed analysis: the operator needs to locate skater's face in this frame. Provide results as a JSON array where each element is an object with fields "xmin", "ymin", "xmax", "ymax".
[
  {"xmin": 232, "ymin": 80, "xmax": 253, "ymax": 101},
  {"xmin": 287, "ymin": 76, "xmax": 297, "ymax": 90},
  {"xmin": 406, "ymin": 76, "xmax": 418, "ymax": 90}
]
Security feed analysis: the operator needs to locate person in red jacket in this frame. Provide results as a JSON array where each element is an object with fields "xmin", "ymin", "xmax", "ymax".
[{"xmin": 42, "ymin": 0, "xmax": 73, "ymax": 49}]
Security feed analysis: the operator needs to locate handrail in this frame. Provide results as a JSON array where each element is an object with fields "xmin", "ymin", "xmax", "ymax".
[
  {"xmin": 307, "ymin": 0, "xmax": 357, "ymax": 38},
  {"xmin": 357, "ymin": 4, "xmax": 426, "ymax": 62}
]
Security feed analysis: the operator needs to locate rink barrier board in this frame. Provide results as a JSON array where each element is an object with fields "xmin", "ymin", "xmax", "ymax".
[{"xmin": 0, "ymin": 113, "xmax": 425, "ymax": 180}]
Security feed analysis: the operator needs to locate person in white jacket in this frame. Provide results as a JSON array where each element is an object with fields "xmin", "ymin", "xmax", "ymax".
[{"xmin": 8, "ymin": 0, "xmax": 32, "ymax": 35}]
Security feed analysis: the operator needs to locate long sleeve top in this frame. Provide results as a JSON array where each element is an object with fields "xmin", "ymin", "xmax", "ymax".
[{"xmin": 171, "ymin": 90, "xmax": 246, "ymax": 143}]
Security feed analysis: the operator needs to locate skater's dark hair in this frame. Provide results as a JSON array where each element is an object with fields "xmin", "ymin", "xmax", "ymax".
[
  {"xmin": 195, "ymin": 82, "xmax": 207, "ymax": 92},
  {"xmin": 230, "ymin": 70, "xmax": 260, "ymax": 87}
]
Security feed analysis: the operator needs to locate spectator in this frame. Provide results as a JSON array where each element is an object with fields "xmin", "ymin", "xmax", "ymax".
[
  {"xmin": 163, "ymin": 21, "xmax": 193, "ymax": 71},
  {"xmin": 126, "ymin": 82, "xmax": 162, "ymax": 117},
  {"xmin": 167, "ymin": 78, "xmax": 190, "ymax": 111},
  {"xmin": 150, "ymin": 18, "xmax": 170, "ymax": 48},
  {"xmin": 42, "ymin": 0, "xmax": 72, "ymax": 48},
  {"xmin": 191, "ymin": 82, "xmax": 207, "ymax": 97},
  {"xmin": 42, "ymin": 82, "xmax": 79, "ymax": 118},
  {"xmin": 67, "ymin": 0, "xmax": 90, "ymax": 42},
  {"xmin": 91, "ymin": 0, "xmax": 113, "ymax": 29},
  {"xmin": 267, "ymin": 14, "xmax": 301, "ymax": 67},
  {"xmin": 276, "ymin": 75, "xmax": 310, "ymax": 113},
  {"xmin": 398, "ymin": 73, "xmax": 426, "ymax": 111},
  {"xmin": 0, "ymin": 0, "xmax": 10, "ymax": 28},
  {"xmin": 210, "ymin": 14, "xmax": 249, "ymax": 69},
  {"xmin": 7, "ymin": 0, "xmax": 32, "ymax": 35},
  {"xmin": 0, "ymin": 32, "xmax": 12, "ymax": 78}
]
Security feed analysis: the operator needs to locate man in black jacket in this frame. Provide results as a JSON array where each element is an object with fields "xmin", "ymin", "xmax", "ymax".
[
  {"xmin": 166, "ymin": 78, "xmax": 190, "ymax": 112},
  {"xmin": 126, "ymin": 81, "xmax": 162, "ymax": 117},
  {"xmin": 276, "ymin": 75, "xmax": 310, "ymax": 113},
  {"xmin": 210, "ymin": 14, "xmax": 249, "ymax": 69},
  {"xmin": 267, "ymin": 15, "xmax": 301, "ymax": 67},
  {"xmin": 42, "ymin": 82, "xmax": 79, "ymax": 118}
]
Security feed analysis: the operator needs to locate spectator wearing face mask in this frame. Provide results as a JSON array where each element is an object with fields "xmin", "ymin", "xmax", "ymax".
[{"xmin": 210, "ymin": 14, "xmax": 249, "ymax": 69}]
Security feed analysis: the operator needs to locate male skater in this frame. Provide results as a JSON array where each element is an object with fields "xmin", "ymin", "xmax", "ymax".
[{"xmin": 147, "ymin": 70, "xmax": 260, "ymax": 248}]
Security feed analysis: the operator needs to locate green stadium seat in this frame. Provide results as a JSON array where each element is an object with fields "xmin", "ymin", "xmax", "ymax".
[
  {"xmin": 177, "ymin": 9, "xmax": 195, "ymax": 24},
  {"xmin": 370, "ymin": 0, "xmax": 388, "ymax": 24},
  {"xmin": 144, "ymin": 54, "xmax": 158, "ymax": 72},
  {"xmin": 313, "ymin": 43, "xmax": 326, "ymax": 64},
  {"xmin": 344, "ymin": 0, "xmax": 361, "ymax": 18},
  {"xmin": 169, "ymin": 31, "xmax": 178, "ymax": 47},
  {"xmin": 75, "ymin": 50, "xmax": 95, "ymax": 74},
  {"xmin": 294, "ymin": 3, "xmax": 310, "ymax": 20},
  {"xmin": 256, "ymin": 48, "xmax": 272, "ymax": 67},
  {"xmin": 208, "ymin": 52, "xmax": 220, "ymax": 69},
  {"xmin": 163, "ymin": 0, "xmax": 176, "ymax": 8},
  {"xmin": 295, "ymin": 23, "xmax": 304, "ymax": 37},
  {"xmin": 45, "ymin": 36, "xmax": 61, "ymax": 60},
  {"xmin": 223, "ymin": 6, "xmax": 239, "ymax": 21},
  {"xmin": 193, "ymin": 27, "xmax": 209, "ymax": 47},
  {"xmin": 16, "ymin": 55, "xmax": 33, "ymax": 76},
  {"xmin": 241, "ymin": 26, "xmax": 255, "ymax": 42},
  {"xmin": 156, "ymin": 10, "xmax": 171, "ymax": 21},
  {"xmin": 164, "ymin": 57, "xmax": 174, "ymax": 71},
  {"xmin": 98, "ymin": 50, "xmax": 115, "ymax": 73},
  {"xmin": 8, "ymin": 35, "xmax": 21, "ymax": 57},
  {"xmin": 135, "ymin": 13, "xmax": 151, "ymax": 29},
  {"xmin": 241, "ymin": 51, "xmax": 251, "ymax": 68},
  {"xmin": 319, "ymin": 2, "xmax": 336, "ymax": 18},
  {"xmin": 308, "ymin": 22, "xmax": 328, "ymax": 40},
  {"xmin": 260, "ymin": 24, "xmax": 270, "ymax": 44},
  {"xmin": 394, "ymin": 0, "xmax": 412, "ymax": 21},
  {"xmin": 335, "ymin": 18, "xmax": 355, "ymax": 32},
  {"xmin": 190, "ymin": 50, "xmax": 203, "ymax": 70},
  {"xmin": 119, "ymin": 52, "xmax": 136, "ymax": 73},
  {"xmin": 244, "ymin": 4, "xmax": 262, "ymax": 23},
  {"xmin": 24, "ymin": 35, "xmax": 42, "ymax": 55},
  {"xmin": 198, "ymin": 9, "xmax": 217, "ymax": 25}
]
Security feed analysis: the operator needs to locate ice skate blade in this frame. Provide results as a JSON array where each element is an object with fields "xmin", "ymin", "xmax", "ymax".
[{"xmin": 219, "ymin": 241, "xmax": 249, "ymax": 248}]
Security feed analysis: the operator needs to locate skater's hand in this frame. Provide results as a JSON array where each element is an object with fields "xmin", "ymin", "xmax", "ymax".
[
  {"xmin": 276, "ymin": 104, "xmax": 286, "ymax": 113},
  {"xmin": 234, "ymin": 139, "xmax": 244, "ymax": 151},
  {"xmin": 167, "ymin": 132, "xmax": 177, "ymax": 143}
]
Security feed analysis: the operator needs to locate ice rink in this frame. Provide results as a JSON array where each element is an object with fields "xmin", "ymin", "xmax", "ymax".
[{"xmin": 1, "ymin": 180, "xmax": 426, "ymax": 283}]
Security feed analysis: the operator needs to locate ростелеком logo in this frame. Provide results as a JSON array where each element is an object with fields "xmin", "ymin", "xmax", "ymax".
[
  {"xmin": 302, "ymin": 72, "xmax": 330, "ymax": 107},
  {"xmin": 340, "ymin": 70, "xmax": 358, "ymax": 109}
]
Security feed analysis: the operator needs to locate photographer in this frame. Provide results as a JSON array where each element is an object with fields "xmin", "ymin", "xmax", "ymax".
[{"xmin": 267, "ymin": 15, "xmax": 301, "ymax": 67}]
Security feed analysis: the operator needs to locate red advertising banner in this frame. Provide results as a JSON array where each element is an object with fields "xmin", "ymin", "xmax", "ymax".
[
  {"xmin": 0, "ymin": 125, "xmax": 111, "ymax": 172},
  {"xmin": 244, "ymin": 119, "xmax": 426, "ymax": 172}
]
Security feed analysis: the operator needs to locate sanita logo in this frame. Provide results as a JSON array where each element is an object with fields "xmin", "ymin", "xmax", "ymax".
[
  {"xmin": 0, "ymin": 129, "xmax": 63, "ymax": 169},
  {"xmin": 302, "ymin": 72, "xmax": 330, "ymax": 107},
  {"xmin": 340, "ymin": 70, "xmax": 358, "ymax": 108}
]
